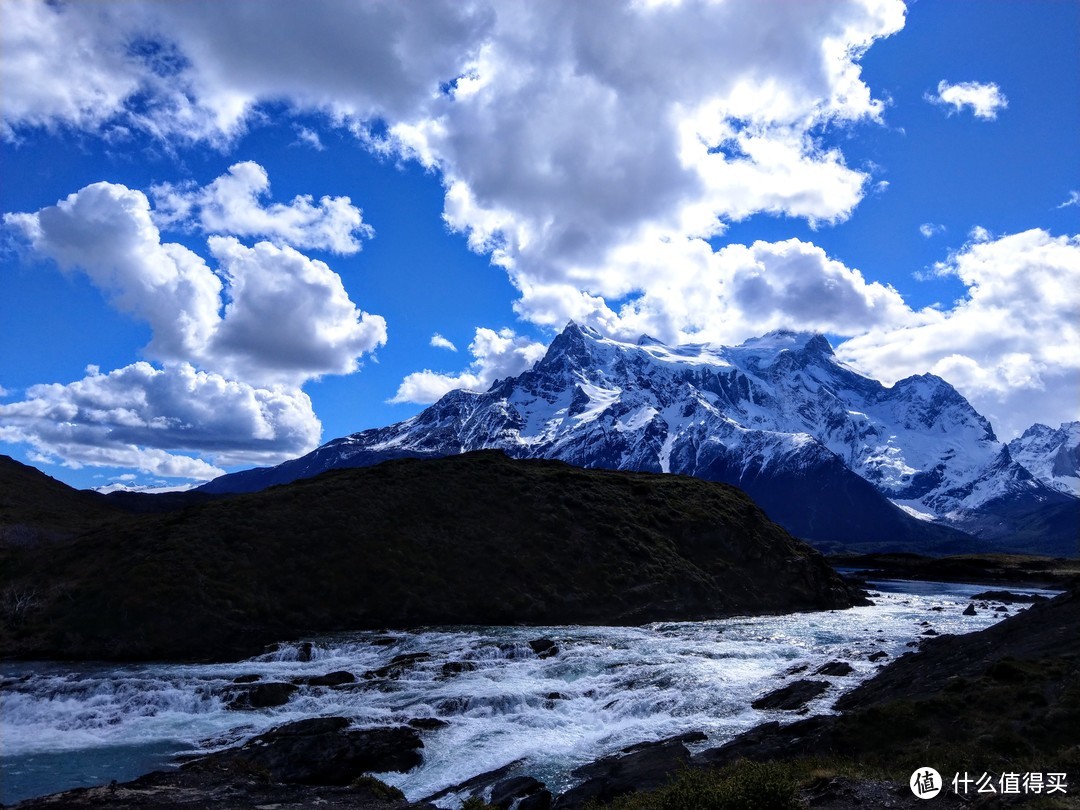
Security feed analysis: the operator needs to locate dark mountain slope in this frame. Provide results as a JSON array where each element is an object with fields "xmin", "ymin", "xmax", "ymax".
[
  {"xmin": 0, "ymin": 451, "xmax": 863, "ymax": 661},
  {"xmin": 0, "ymin": 455, "xmax": 126, "ymax": 544}
]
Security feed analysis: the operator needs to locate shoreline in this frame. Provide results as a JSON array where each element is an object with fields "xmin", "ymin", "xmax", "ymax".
[{"xmin": 5, "ymin": 579, "xmax": 1071, "ymax": 808}]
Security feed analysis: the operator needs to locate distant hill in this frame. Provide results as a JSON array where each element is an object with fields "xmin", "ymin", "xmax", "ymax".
[
  {"xmin": 0, "ymin": 455, "xmax": 125, "ymax": 544},
  {"xmin": 0, "ymin": 451, "xmax": 862, "ymax": 661}
]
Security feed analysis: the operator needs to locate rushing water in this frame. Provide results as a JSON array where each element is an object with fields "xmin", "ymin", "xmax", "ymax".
[{"xmin": 0, "ymin": 579, "xmax": 1059, "ymax": 806}]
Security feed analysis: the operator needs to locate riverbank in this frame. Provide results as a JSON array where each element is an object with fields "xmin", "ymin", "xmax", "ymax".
[
  {"xmin": 3, "ymin": 580, "xmax": 1068, "ymax": 808},
  {"xmin": 830, "ymin": 552, "xmax": 1080, "ymax": 591}
]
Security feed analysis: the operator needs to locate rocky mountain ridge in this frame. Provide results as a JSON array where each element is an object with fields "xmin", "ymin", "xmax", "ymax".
[{"xmin": 202, "ymin": 323, "xmax": 1077, "ymax": 555}]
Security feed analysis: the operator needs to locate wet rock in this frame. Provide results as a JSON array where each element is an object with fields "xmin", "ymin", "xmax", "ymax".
[
  {"xmin": 490, "ymin": 775, "xmax": 550, "ymax": 809},
  {"xmin": 529, "ymin": 638, "xmax": 560, "ymax": 659},
  {"xmin": 225, "ymin": 681, "xmax": 298, "ymax": 710},
  {"xmin": 440, "ymin": 661, "xmax": 477, "ymax": 677},
  {"xmin": 370, "ymin": 635, "xmax": 399, "ymax": 646},
  {"xmin": 786, "ymin": 663, "xmax": 810, "ymax": 676},
  {"xmin": 867, "ymin": 651, "xmax": 888, "ymax": 662},
  {"xmin": 296, "ymin": 670, "xmax": 356, "ymax": 687},
  {"xmin": 189, "ymin": 716, "xmax": 423, "ymax": 785},
  {"xmin": 232, "ymin": 673, "xmax": 260, "ymax": 684},
  {"xmin": 963, "ymin": 603, "xmax": 977, "ymax": 616},
  {"xmin": 297, "ymin": 641, "xmax": 314, "ymax": 662},
  {"xmin": 751, "ymin": 680, "xmax": 829, "ymax": 711},
  {"xmin": 922, "ymin": 629, "xmax": 939, "ymax": 636},
  {"xmin": 421, "ymin": 759, "xmax": 526, "ymax": 804},
  {"xmin": 363, "ymin": 652, "xmax": 432, "ymax": 680},
  {"xmin": 971, "ymin": 590, "xmax": 1048, "ymax": 604},
  {"xmin": 554, "ymin": 735, "xmax": 698, "ymax": 808},
  {"xmin": 815, "ymin": 661, "xmax": 854, "ymax": 677}
]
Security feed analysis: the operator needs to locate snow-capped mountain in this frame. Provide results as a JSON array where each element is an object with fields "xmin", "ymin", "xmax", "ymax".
[
  {"xmin": 1007, "ymin": 422, "xmax": 1080, "ymax": 497},
  {"xmin": 203, "ymin": 323, "xmax": 1077, "ymax": 555}
]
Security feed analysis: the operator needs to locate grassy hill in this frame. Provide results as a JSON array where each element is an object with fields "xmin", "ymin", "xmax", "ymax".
[{"xmin": 0, "ymin": 451, "xmax": 860, "ymax": 661}]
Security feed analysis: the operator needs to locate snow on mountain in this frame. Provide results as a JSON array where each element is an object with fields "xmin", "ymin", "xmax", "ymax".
[
  {"xmin": 202, "ymin": 322, "xmax": 1077, "ymax": 554},
  {"xmin": 1008, "ymin": 421, "xmax": 1080, "ymax": 496}
]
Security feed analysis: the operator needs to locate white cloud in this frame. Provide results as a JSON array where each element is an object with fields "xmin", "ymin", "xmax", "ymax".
[
  {"xmin": 294, "ymin": 126, "xmax": 325, "ymax": 151},
  {"xmin": 207, "ymin": 236, "xmax": 387, "ymax": 384},
  {"xmin": 0, "ymin": 362, "xmax": 321, "ymax": 478},
  {"xmin": 0, "ymin": 384, "xmax": 9, "ymax": 397},
  {"xmin": 3, "ymin": 0, "xmax": 907, "ymax": 341},
  {"xmin": 5, "ymin": 179, "xmax": 387, "ymax": 385},
  {"xmin": 393, "ymin": 328, "xmax": 546, "ymax": 404},
  {"xmin": 837, "ymin": 229, "xmax": 1080, "ymax": 439},
  {"xmin": 926, "ymin": 80, "xmax": 1008, "ymax": 120},
  {"xmin": 3, "ymin": 175, "xmax": 388, "ymax": 480},
  {"xmin": 152, "ymin": 161, "xmax": 372, "ymax": 254},
  {"xmin": 5, "ymin": 182, "xmax": 223, "ymax": 363},
  {"xmin": 1058, "ymin": 191, "xmax": 1080, "ymax": 209},
  {"xmin": 430, "ymin": 333, "xmax": 458, "ymax": 352},
  {"xmin": 919, "ymin": 223, "xmax": 945, "ymax": 238}
]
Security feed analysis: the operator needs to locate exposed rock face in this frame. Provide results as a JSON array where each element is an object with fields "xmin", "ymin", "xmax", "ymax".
[
  {"xmin": 188, "ymin": 717, "xmax": 423, "ymax": 785},
  {"xmin": 1, "ymin": 453, "xmax": 862, "ymax": 661},
  {"xmin": 552, "ymin": 733, "xmax": 706, "ymax": 808},
  {"xmin": 750, "ymin": 679, "xmax": 830, "ymax": 711},
  {"xmin": 198, "ymin": 323, "xmax": 1078, "ymax": 555},
  {"xmin": 224, "ymin": 681, "xmax": 297, "ymax": 710}
]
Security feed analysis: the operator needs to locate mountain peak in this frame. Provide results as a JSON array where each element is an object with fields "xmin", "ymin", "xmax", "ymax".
[{"xmin": 735, "ymin": 330, "xmax": 834, "ymax": 356}]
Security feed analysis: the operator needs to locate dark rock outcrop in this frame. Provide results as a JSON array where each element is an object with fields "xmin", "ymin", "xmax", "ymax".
[
  {"xmin": 188, "ymin": 717, "xmax": 423, "ymax": 785},
  {"xmin": 225, "ymin": 681, "xmax": 298, "ymax": 710},
  {"xmin": 814, "ymin": 661, "xmax": 853, "ymax": 677},
  {"xmin": 295, "ymin": 670, "xmax": 356, "ymax": 687},
  {"xmin": 751, "ymin": 679, "xmax": 829, "ymax": 711},
  {"xmin": 489, "ymin": 775, "xmax": 551, "ymax": 809},
  {"xmin": 553, "ymin": 735, "xmax": 704, "ymax": 809}
]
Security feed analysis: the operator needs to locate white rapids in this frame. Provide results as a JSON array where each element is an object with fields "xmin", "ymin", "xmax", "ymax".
[{"xmin": 0, "ymin": 579, "xmax": 1058, "ymax": 806}]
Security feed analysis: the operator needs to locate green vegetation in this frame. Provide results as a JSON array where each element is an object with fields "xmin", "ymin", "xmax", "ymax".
[
  {"xmin": 0, "ymin": 451, "xmax": 857, "ymax": 660},
  {"xmin": 598, "ymin": 761, "xmax": 803, "ymax": 810}
]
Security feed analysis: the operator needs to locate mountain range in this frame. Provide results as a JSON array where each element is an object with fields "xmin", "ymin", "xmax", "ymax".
[{"xmin": 202, "ymin": 323, "xmax": 1079, "ymax": 555}]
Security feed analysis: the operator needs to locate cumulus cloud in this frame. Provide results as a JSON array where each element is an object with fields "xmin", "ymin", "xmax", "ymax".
[
  {"xmin": 3, "ymin": 0, "xmax": 907, "ymax": 339},
  {"xmin": 837, "ymin": 229, "xmax": 1080, "ymax": 439},
  {"xmin": 2, "ymin": 174, "xmax": 387, "ymax": 479},
  {"xmin": 152, "ymin": 161, "xmax": 372, "ymax": 254},
  {"xmin": 392, "ymin": 328, "xmax": 546, "ymax": 404},
  {"xmin": 0, "ymin": 362, "xmax": 321, "ymax": 478},
  {"xmin": 5, "ymin": 179, "xmax": 387, "ymax": 385},
  {"xmin": 919, "ymin": 223, "xmax": 945, "ymax": 238},
  {"xmin": 926, "ymin": 80, "xmax": 1008, "ymax": 120},
  {"xmin": 207, "ymin": 237, "xmax": 387, "ymax": 383},
  {"xmin": 430, "ymin": 333, "xmax": 458, "ymax": 352}
]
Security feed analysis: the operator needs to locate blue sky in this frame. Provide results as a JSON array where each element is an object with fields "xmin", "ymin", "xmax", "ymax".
[{"xmin": 1, "ymin": 0, "xmax": 1078, "ymax": 491}]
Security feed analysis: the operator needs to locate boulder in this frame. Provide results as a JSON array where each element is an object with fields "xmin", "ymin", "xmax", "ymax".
[
  {"xmin": 490, "ymin": 775, "xmax": 550, "ymax": 809},
  {"xmin": 963, "ymin": 603, "xmax": 977, "ymax": 616},
  {"xmin": 867, "ymin": 651, "xmax": 888, "ymax": 662},
  {"xmin": 191, "ymin": 716, "xmax": 423, "ymax": 785},
  {"xmin": 296, "ymin": 670, "xmax": 356, "ymax": 687},
  {"xmin": 364, "ymin": 652, "xmax": 432, "ymax": 679},
  {"xmin": 440, "ymin": 661, "xmax": 477, "ymax": 677},
  {"xmin": 553, "ymin": 735, "xmax": 701, "ymax": 808},
  {"xmin": 225, "ymin": 681, "xmax": 298, "ymax": 710},
  {"xmin": 815, "ymin": 661, "xmax": 854, "ymax": 677},
  {"xmin": 529, "ymin": 638, "xmax": 560, "ymax": 659},
  {"xmin": 751, "ymin": 680, "xmax": 829, "ymax": 711}
]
